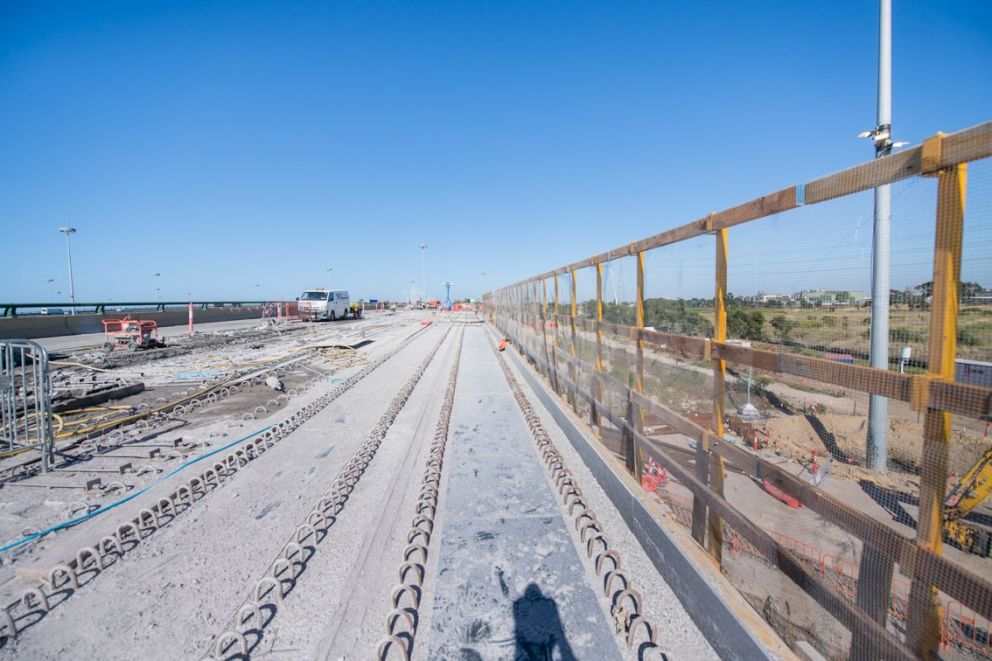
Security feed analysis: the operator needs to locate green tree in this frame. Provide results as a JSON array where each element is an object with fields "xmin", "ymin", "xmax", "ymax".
[
  {"xmin": 727, "ymin": 307, "xmax": 765, "ymax": 340},
  {"xmin": 771, "ymin": 314, "xmax": 797, "ymax": 341}
]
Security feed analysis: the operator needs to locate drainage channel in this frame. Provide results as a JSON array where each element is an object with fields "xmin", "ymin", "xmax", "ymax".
[
  {"xmin": 207, "ymin": 326, "xmax": 454, "ymax": 660},
  {"xmin": 0, "ymin": 322, "xmax": 436, "ymax": 643}
]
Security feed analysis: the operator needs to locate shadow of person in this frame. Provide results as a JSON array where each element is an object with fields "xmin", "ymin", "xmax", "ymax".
[{"xmin": 513, "ymin": 583, "xmax": 577, "ymax": 661}]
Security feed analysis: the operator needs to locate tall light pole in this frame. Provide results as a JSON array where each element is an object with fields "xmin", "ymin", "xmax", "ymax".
[
  {"xmin": 419, "ymin": 242, "xmax": 428, "ymax": 303},
  {"xmin": 46, "ymin": 279, "xmax": 55, "ymax": 301},
  {"xmin": 326, "ymin": 267, "xmax": 333, "ymax": 285},
  {"xmin": 861, "ymin": 0, "xmax": 905, "ymax": 473},
  {"xmin": 57, "ymin": 227, "xmax": 77, "ymax": 315},
  {"xmin": 154, "ymin": 273, "xmax": 161, "ymax": 302}
]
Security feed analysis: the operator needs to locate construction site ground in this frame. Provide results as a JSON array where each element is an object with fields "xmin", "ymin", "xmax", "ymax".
[{"xmin": 0, "ymin": 313, "xmax": 720, "ymax": 660}]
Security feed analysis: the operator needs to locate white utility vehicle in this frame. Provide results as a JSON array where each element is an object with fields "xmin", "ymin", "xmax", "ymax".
[{"xmin": 298, "ymin": 289, "xmax": 351, "ymax": 321}]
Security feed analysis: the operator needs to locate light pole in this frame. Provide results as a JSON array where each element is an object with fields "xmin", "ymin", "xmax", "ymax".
[
  {"xmin": 326, "ymin": 267, "xmax": 333, "ymax": 286},
  {"xmin": 419, "ymin": 242, "xmax": 428, "ymax": 303},
  {"xmin": 860, "ymin": 0, "xmax": 905, "ymax": 473},
  {"xmin": 57, "ymin": 227, "xmax": 77, "ymax": 315},
  {"xmin": 47, "ymin": 279, "xmax": 55, "ymax": 301},
  {"xmin": 154, "ymin": 273, "xmax": 161, "ymax": 302}
]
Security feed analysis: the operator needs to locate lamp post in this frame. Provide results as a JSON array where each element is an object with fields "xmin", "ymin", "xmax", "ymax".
[
  {"xmin": 57, "ymin": 227, "xmax": 77, "ymax": 315},
  {"xmin": 154, "ymin": 273, "xmax": 161, "ymax": 302},
  {"xmin": 47, "ymin": 279, "xmax": 54, "ymax": 301},
  {"xmin": 861, "ymin": 0, "xmax": 905, "ymax": 473},
  {"xmin": 419, "ymin": 242, "xmax": 428, "ymax": 303}
]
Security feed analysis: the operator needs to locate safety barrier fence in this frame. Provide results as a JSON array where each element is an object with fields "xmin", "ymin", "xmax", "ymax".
[
  {"xmin": 1, "ymin": 301, "xmax": 270, "ymax": 317},
  {"xmin": 658, "ymin": 488, "xmax": 992, "ymax": 658},
  {"xmin": 486, "ymin": 121, "xmax": 992, "ymax": 660}
]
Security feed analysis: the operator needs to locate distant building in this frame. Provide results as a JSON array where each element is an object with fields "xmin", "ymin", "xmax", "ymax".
[{"xmin": 794, "ymin": 289, "xmax": 867, "ymax": 306}]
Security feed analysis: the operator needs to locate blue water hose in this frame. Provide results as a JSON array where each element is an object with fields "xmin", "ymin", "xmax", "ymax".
[{"xmin": 0, "ymin": 424, "xmax": 273, "ymax": 554}]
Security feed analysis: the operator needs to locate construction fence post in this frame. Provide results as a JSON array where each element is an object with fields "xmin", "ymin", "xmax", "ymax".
[
  {"xmin": 631, "ymin": 251, "xmax": 646, "ymax": 475},
  {"xmin": 593, "ymin": 262, "xmax": 604, "ymax": 434},
  {"xmin": 570, "ymin": 270, "xmax": 579, "ymax": 412},
  {"xmin": 908, "ymin": 160, "xmax": 967, "ymax": 659},
  {"xmin": 693, "ymin": 224, "xmax": 727, "ymax": 560},
  {"xmin": 551, "ymin": 275, "xmax": 561, "ymax": 395}
]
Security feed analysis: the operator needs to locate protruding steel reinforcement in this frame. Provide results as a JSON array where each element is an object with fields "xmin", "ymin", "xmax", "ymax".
[
  {"xmin": 206, "ymin": 326, "xmax": 454, "ymax": 660},
  {"xmin": 487, "ymin": 332, "xmax": 666, "ymax": 660},
  {"xmin": 0, "ymin": 322, "xmax": 436, "ymax": 643},
  {"xmin": 376, "ymin": 328, "xmax": 465, "ymax": 660}
]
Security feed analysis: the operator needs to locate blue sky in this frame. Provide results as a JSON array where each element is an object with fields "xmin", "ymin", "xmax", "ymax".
[{"xmin": 1, "ymin": 1, "xmax": 990, "ymax": 304}]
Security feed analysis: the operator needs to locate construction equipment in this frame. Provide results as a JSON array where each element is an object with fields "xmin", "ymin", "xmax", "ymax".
[
  {"xmin": 101, "ymin": 317, "xmax": 164, "ymax": 352},
  {"xmin": 944, "ymin": 446, "xmax": 992, "ymax": 556}
]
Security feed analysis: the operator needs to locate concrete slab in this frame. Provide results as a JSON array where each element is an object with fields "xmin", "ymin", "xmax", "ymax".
[{"xmin": 425, "ymin": 327, "xmax": 621, "ymax": 660}]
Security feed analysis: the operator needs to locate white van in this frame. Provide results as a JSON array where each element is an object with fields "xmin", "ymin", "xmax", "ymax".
[{"xmin": 298, "ymin": 289, "xmax": 350, "ymax": 321}]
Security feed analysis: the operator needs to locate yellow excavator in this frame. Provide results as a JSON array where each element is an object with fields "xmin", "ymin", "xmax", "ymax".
[{"xmin": 944, "ymin": 446, "xmax": 992, "ymax": 556}]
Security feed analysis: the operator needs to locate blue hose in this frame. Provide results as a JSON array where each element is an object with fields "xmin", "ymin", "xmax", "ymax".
[{"xmin": 0, "ymin": 424, "xmax": 273, "ymax": 554}]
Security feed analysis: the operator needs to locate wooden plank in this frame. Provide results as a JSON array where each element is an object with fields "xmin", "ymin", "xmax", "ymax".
[
  {"xmin": 711, "ymin": 186, "xmax": 797, "ymax": 230},
  {"xmin": 929, "ymin": 380, "xmax": 992, "ymax": 419},
  {"xmin": 500, "ymin": 122, "xmax": 992, "ymax": 292},
  {"xmin": 640, "ymin": 328, "xmax": 709, "ymax": 358},
  {"xmin": 706, "ymin": 227, "xmax": 729, "ymax": 561},
  {"xmin": 560, "ymin": 313, "xmax": 990, "ymax": 418},
  {"xmin": 593, "ymin": 263, "xmax": 604, "ymax": 430},
  {"xmin": 909, "ymin": 163, "xmax": 967, "ymax": 657},
  {"xmin": 635, "ymin": 250, "xmax": 646, "ymax": 479}
]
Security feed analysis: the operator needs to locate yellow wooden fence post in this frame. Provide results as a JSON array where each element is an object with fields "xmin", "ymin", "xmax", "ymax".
[
  {"xmin": 593, "ymin": 262, "xmax": 604, "ymax": 432},
  {"xmin": 634, "ymin": 251, "xmax": 646, "ymax": 476},
  {"xmin": 908, "ymin": 161, "xmax": 967, "ymax": 659},
  {"xmin": 553, "ymin": 274, "xmax": 561, "ymax": 394},
  {"xmin": 570, "ymin": 270, "xmax": 578, "ymax": 411}
]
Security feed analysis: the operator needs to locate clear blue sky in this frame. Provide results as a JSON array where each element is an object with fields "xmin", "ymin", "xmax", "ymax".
[{"xmin": 1, "ymin": 1, "xmax": 990, "ymax": 304}]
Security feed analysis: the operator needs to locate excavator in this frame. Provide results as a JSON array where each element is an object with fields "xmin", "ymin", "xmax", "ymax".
[{"xmin": 944, "ymin": 446, "xmax": 992, "ymax": 556}]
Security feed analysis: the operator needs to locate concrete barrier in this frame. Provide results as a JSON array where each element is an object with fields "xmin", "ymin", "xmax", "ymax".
[{"xmin": 0, "ymin": 308, "xmax": 266, "ymax": 340}]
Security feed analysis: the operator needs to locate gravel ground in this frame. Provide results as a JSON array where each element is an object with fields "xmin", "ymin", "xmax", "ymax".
[{"xmin": 0, "ymin": 323, "xmax": 444, "ymax": 659}]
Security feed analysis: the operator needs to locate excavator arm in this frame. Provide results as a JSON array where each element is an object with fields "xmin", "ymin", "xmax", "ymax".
[{"xmin": 944, "ymin": 446, "xmax": 992, "ymax": 556}]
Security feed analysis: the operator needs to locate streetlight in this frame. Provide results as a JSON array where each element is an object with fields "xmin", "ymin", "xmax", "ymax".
[
  {"xmin": 46, "ymin": 279, "xmax": 55, "ymax": 301},
  {"xmin": 154, "ymin": 273, "xmax": 161, "ymax": 302},
  {"xmin": 861, "ymin": 0, "xmax": 907, "ymax": 474},
  {"xmin": 419, "ymin": 242, "xmax": 428, "ymax": 302},
  {"xmin": 57, "ymin": 227, "xmax": 77, "ymax": 315}
]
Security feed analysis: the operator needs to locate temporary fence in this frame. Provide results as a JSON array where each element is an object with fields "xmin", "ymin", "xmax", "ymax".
[
  {"xmin": 0, "ymin": 340, "xmax": 54, "ymax": 471},
  {"xmin": 486, "ymin": 122, "xmax": 992, "ymax": 660}
]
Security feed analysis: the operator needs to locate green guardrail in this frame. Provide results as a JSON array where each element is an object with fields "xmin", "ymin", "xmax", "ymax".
[{"xmin": 0, "ymin": 302, "xmax": 270, "ymax": 318}]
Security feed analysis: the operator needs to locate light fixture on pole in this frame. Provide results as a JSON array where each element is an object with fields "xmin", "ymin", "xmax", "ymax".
[
  {"xmin": 57, "ymin": 227, "xmax": 77, "ymax": 315},
  {"xmin": 154, "ymin": 273, "xmax": 161, "ymax": 302},
  {"xmin": 47, "ymin": 279, "xmax": 55, "ymax": 301}
]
